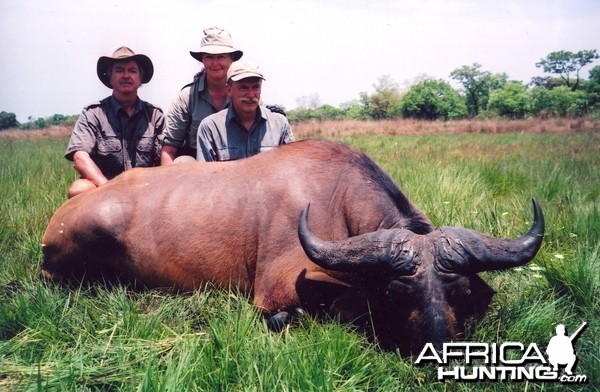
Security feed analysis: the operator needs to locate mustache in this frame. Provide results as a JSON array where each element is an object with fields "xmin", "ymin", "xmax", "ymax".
[{"xmin": 241, "ymin": 98, "xmax": 259, "ymax": 104}]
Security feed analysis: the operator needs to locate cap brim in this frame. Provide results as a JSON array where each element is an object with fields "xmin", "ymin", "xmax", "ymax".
[{"xmin": 229, "ymin": 72, "xmax": 265, "ymax": 82}]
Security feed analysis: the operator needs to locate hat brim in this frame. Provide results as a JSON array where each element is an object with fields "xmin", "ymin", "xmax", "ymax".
[
  {"xmin": 97, "ymin": 54, "xmax": 154, "ymax": 88},
  {"xmin": 190, "ymin": 46, "xmax": 243, "ymax": 62}
]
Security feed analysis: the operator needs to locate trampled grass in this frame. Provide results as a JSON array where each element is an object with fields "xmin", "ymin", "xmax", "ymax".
[{"xmin": 0, "ymin": 127, "xmax": 598, "ymax": 390}]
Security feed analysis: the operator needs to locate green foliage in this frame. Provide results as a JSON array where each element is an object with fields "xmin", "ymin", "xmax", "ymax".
[
  {"xmin": 1, "ymin": 131, "xmax": 598, "ymax": 389},
  {"xmin": 367, "ymin": 75, "xmax": 403, "ymax": 119},
  {"xmin": 288, "ymin": 105, "xmax": 347, "ymax": 122},
  {"xmin": 487, "ymin": 81, "xmax": 529, "ymax": 119},
  {"xmin": 529, "ymin": 86, "xmax": 589, "ymax": 117},
  {"xmin": 0, "ymin": 111, "xmax": 19, "ymax": 130},
  {"xmin": 583, "ymin": 65, "xmax": 600, "ymax": 107},
  {"xmin": 400, "ymin": 78, "xmax": 467, "ymax": 120},
  {"xmin": 450, "ymin": 63, "xmax": 508, "ymax": 117},
  {"xmin": 288, "ymin": 49, "xmax": 599, "ymax": 122},
  {"xmin": 13, "ymin": 114, "xmax": 79, "ymax": 130},
  {"xmin": 536, "ymin": 49, "xmax": 599, "ymax": 90}
]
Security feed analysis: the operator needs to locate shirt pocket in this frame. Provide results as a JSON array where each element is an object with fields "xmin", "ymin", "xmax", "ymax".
[
  {"xmin": 216, "ymin": 147, "xmax": 242, "ymax": 161},
  {"xmin": 135, "ymin": 136, "xmax": 158, "ymax": 167},
  {"xmin": 97, "ymin": 136, "xmax": 122, "ymax": 155}
]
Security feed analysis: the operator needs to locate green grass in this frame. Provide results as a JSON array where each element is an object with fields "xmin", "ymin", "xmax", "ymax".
[{"xmin": 1, "ymin": 131, "xmax": 598, "ymax": 390}]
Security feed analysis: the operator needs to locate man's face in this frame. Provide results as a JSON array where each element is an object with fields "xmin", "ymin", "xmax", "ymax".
[
  {"xmin": 202, "ymin": 54, "xmax": 233, "ymax": 80},
  {"xmin": 109, "ymin": 60, "xmax": 142, "ymax": 95},
  {"xmin": 229, "ymin": 78, "xmax": 262, "ymax": 116}
]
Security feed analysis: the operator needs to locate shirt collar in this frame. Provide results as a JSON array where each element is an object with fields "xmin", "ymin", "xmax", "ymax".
[{"xmin": 109, "ymin": 95, "xmax": 142, "ymax": 116}]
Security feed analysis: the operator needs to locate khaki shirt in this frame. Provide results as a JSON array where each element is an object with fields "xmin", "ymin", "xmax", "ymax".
[
  {"xmin": 163, "ymin": 71, "xmax": 230, "ymax": 152},
  {"xmin": 65, "ymin": 96, "xmax": 165, "ymax": 179},
  {"xmin": 197, "ymin": 105, "xmax": 294, "ymax": 162}
]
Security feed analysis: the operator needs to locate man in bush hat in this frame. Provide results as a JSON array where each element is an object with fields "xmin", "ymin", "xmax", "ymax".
[
  {"xmin": 65, "ymin": 46, "xmax": 165, "ymax": 198},
  {"xmin": 196, "ymin": 61, "xmax": 294, "ymax": 162},
  {"xmin": 161, "ymin": 26, "xmax": 243, "ymax": 164}
]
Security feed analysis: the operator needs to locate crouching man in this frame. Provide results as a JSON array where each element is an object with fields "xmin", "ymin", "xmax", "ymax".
[
  {"xmin": 65, "ymin": 47, "xmax": 164, "ymax": 198},
  {"xmin": 196, "ymin": 61, "xmax": 293, "ymax": 162}
]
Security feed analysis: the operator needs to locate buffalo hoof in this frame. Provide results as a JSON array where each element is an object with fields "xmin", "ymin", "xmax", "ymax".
[
  {"xmin": 267, "ymin": 311, "xmax": 290, "ymax": 332},
  {"xmin": 267, "ymin": 308, "xmax": 307, "ymax": 332}
]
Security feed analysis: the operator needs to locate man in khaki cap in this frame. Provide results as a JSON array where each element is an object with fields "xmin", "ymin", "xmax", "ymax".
[
  {"xmin": 65, "ymin": 46, "xmax": 165, "ymax": 198},
  {"xmin": 196, "ymin": 61, "xmax": 294, "ymax": 162},
  {"xmin": 161, "ymin": 26, "xmax": 243, "ymax": 164}
]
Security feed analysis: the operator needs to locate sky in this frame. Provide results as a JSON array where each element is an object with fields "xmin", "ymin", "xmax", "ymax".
[{"xmin": 1, "ymin": 0, "xmax": 599, "ymax": 123}]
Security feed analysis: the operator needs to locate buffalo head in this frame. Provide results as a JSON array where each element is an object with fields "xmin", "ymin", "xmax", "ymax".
[{"xmin": 298, "ymin": 198, "xmax": 544, "ymax": 354}]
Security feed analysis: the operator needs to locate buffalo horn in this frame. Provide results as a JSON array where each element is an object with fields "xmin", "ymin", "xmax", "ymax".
[
  {"xmin": 297, "ymin": 203, "xmax": 416, "ymax": 274},
  {"xmin": 435, "ymin": 198, "xmax": 545, "ymax": 273}
]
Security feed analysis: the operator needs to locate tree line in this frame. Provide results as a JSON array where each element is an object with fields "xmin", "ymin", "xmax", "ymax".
[
  {"xmin": 0, "ymin": 113, "xmax": 79, "ymax": 131},
  {"xmin": 1, "ymin": 50, "xmax": 598, "ymax": 131},
  {"xmin": 287, "ymin": 49, "xmax": 600, "ymax": 122}
]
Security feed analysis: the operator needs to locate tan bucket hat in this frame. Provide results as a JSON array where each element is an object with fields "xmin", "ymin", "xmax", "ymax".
[
  {"xmin": 190, "ymin": 27, "xmax": 243, "ymax": 62},
  {"xmin": 227, "ymin": 61, "xmax": 265, "ymax": 82},
  {"xmin": 97, "ymin": 46, "xmax": 154, "ymax": 88}
]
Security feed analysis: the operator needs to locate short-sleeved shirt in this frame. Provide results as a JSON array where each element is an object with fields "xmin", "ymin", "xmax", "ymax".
[
  {"xmin": 65, "ymin": 95, "xmax": 165, "ymax": 179},
  {"xmin": 196, "ymin": 105, "xmax": 294, "ymax": 162},
  {"xmin": 163, "ymin": 71, "xmax": 229, "ymax": 153}
]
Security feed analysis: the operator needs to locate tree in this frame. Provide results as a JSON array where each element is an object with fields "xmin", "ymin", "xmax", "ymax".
[
  {"xmin": 487, "ymin": 82, "xmax": 529, "ymax": 119},
  {"xmin": 528, "ymin": 86, "xmax": 553, "ymax": 117},
  {"xmin": 51, "ymin": 114, "xmax": 68, "ymax": 125},
  {"xmin": 528, "ymin": 76, "xmax": 567, "ymax": 90},
  {"xmin": 295, "ymin": 93, "xmax": 322, "ymax": 110},
  {"xmin": 535, "ymin": 50, "xmax": 599, "ymax": 91},
  {"xmin": 547, "ymin": 86, "xmax": 588, "ymax": 117},
  {"xmin": 583, "ymin": 65, "xmax": 600, "ymax": 107},
  {"xmin": 527, "ymin": 86, "xmax": 586, "ymax": 117},
  {"xmin": 450, "ymin": 63, "xmax": 508, "ymax": 118},
  {"xmin": 0, "ymin": 111, "xmax": 18, "ymax": 130},
  {"xmin": 34, "ymin": 117, "xmax": 48, "ymax": 129},
  {"xmin": 400, "ymin": 78, "xmax": 467, "ymax": 120},
  {"xmin": 340, "ymin": 99, "xmax": 370, "ymax": 120},
  {"xmin": 368, "ymin": 75, "xmax": 402, "ymax": 119}
]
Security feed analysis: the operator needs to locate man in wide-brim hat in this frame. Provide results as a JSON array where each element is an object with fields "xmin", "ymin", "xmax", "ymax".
[
  {"xmin": 64, "ymin": 46, "xmax": 165, "ymax": 198},
  {"xmin": 161, "ymin": 26, "xmax": 243, "ymax": 164},
  {"xmin": 96, "ymin": 46, "xmax": 154, "ymax": 88}
]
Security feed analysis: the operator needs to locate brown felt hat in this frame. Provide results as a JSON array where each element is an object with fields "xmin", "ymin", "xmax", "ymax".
[
  {"xmin": 190, "ymin": 27, "xmax": 243, "ymax": 62},
  {"xmin": 97, "ymin": 46, "xmax": 154, "ymax": 88}
]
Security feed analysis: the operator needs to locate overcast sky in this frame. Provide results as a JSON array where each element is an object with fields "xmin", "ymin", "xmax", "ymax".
[{"xmin": 1, "ymin": 0, "xmax": 599, "ymax": 122}]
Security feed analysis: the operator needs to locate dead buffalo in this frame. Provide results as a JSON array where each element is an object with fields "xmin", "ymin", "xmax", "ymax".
[{"xmin": 41, "ymin": 139, "xmax": 544, "ymax": 354}]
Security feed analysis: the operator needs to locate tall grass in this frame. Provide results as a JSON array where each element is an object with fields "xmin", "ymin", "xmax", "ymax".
[{"xmin": 1, "ymin": 128, "xmax": 598, "ymax": 390}]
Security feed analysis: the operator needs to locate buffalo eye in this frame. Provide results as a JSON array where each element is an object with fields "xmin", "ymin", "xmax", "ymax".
[
  {"xmin": 445, "ymin": 278, "xmax": 473, "ymax": 302},
  {"xmin": 386, "ymin": 279, "xmax": 418, "ymax": 298}
]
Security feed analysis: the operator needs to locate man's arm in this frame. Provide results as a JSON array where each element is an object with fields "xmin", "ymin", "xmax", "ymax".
[
  {"xmin": 161, "ymin": 88, "xmax": 192, "ymax": 165},
  {"xmin": 161, "ymin": 145, "xmax": 178, "ymax": 165},
  {"xmin": 72, "ymin": 151, "xmax": 109, "ymax": 187},
  {"xmin": 196, "ymin": 121, "xmax": 217, "ymax": 162},
  {"xmin": 281, "ymin": 118, "xmax": 295, "ymax": 143}
]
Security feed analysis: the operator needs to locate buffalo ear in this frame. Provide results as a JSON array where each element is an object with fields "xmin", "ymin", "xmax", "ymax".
[{"xmin": 466, "ymin": 275, "xmax": 495, "ymax": 316}]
